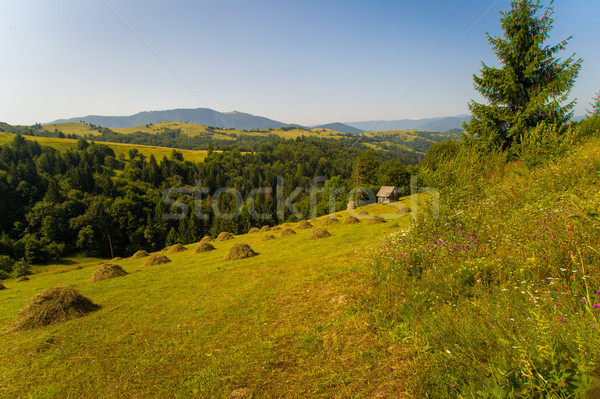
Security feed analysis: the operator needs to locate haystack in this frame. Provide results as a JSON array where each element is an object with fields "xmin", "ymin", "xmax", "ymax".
[
  {"xmin": 194, "ymin": 242, "xmax": 216, "ymax": 253},
  {"xmin": 89, "ymin": 264, "xmax": 128, "ymax": 283},
  {"xmin": 296, "ymin": 220, "xmax": 312, "ymax": 229},
  {"xmin": 358, "ymin": 210, "xmax": 369, "ymax": 216},
  {"xmin": 215, "ymin": 232, "xmax": 234, "ymax": 242},
  {"xmin": 259, "ymin": 225, "xmax": 271, "ymax": 232},
  {"xmin": 16, "ymin": 276, "xmax": 29, "ymax": 282},
  {"xmin": 143, "ymin": 254, "xmax": 171, "ymax": 267},
  {"xmin": 0, "ymin": 282, "xmax": 6, "ymax": 290},
  {"xmin": 7, "ymin": 285, "xmax": 100, "ymax": 332},
  {"xmin": 223, "ymin": 243, "xmax": 257, "ymax": 260},
  {"xmin": 200, "ymin": 235, "xmax": 212, "ymax": 243},
  {"xmin": 111, "ymin": 257, "xmax": 122, "ymax": 262},
  {"xmin": 347, "ymin": 201, "xmax": 356, "ymax": 211},
  {"xmin": 280, "ymin": 228, "xmax": 296, "ymax": 237},
  {"xmin": 262, "ymin": 234, "xmax": 276, "ymax": 241},
  {"xmin": 320, "ymin": 216, "xmax": 339, "ymax": 225},
  {"xmin": 342, "ymin": 215, "xmax": 360, "ymax": 224},
  {"xmin": 248, "ymin": 227, "xmax": 260, "ymax": 234},
  {"xmin": 166, "ymin": 244, "xmax": 188, "ymax": 254},
  {"xmin": 367, "ymin": 215, "xmax": 386, "ymax": 224},
  {"xmin": 396, "ymin": 206, "xmax": 411, "ymax": 214},
  {"xmin": 307, "ymin": 227, "xmax": 331, "ymax": 239},
  {"xmin": 271, "ymin": 226, "xmax": 282, "ymax": 231},
  {"xmin": 131, "ymin": 250, "xmax": 149, "ymax": 259}
]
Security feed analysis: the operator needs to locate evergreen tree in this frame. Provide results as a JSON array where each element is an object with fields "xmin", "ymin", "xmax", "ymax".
[
  {"xmin": 463, "ymin": 0, "xmax": 582, "ymax": 151},
  {"xmin": 586, "ymin": 90, "xmax": 600, "ymax": 118}
]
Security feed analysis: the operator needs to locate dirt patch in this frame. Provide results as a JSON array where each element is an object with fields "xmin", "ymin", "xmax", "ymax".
[
  {"xmin": 215, "ymin": 232, "xmax": 235, "ymax": 242},
  {"xmin": 307, "ymin": 227, "xmax": 331, "ymax": 239},
  {"xmin": 166, "ymin": 244, "xmax": 188, "ymax": 254},
  {"xmin": 143, "ymin": 254, "xmax": 172, "ymax": 266},
  {"xmin": 194, "ymin": 242, "xmax": 216, "ymax": 253},
  {"xmin": 224, "ymin": 243, "xmax": 257, "ymax": 260},
  {"xmin": 89, "ymin": 264, "xmax": 128, "ymax": 283},
  {"xmin": 6, "ymin": 285, "xmax": 100, "ymax": 332},
  {"xmin": 131, "ymin": 250, "xmax": 149, "ymax": 259}
]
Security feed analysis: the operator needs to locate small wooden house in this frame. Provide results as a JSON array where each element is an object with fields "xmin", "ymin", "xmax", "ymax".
[{"xmin": 376, "ymin": 186, "xmax": 400, "ymax": 203}]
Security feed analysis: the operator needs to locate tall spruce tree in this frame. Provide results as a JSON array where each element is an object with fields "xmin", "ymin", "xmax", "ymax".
[{"xmin": 463, "ymin": 0, "xmax": 582, "ymax": 150}]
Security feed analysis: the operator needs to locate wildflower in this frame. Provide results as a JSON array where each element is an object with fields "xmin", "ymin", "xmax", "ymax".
[
  {"xmin": 593, "ymin": 304, "xmax": 600, "ymax": 309},
  {"xmin": 597, "ymin": 289, "xmax": 600, "ymax": 296},
  {"xmin": 560, "ymin": 317, "xmax": 566, "ymax": 324},
  {"xmin": 557, "ymin": 302, "xmax": 562, "ymax": 306},
  {"xmin": 581, "ymin": 298, "xmax": 588, "ymax": 304},
  {"xmin": 591, "ymin": 325, "xmax": 597, "ymax": 329}
]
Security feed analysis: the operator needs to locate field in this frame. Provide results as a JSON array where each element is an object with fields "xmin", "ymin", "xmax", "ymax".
[
  {"xmin": 0, "ymin": 201, "xmax": 418, "ymax": 398},
  {"xmin": 0, "ymin": 132, "xmax": 209, "ymax": 163}
]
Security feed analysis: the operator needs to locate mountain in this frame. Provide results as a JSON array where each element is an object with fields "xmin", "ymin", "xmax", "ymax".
[
  {"xmin": 311, "ymin": 122, "xmax": 364, "ymax": 134},
  {"xmin": 50, "ymin": 108, "xmax": 298, "ymax": 129},
  {"xmin": 345, "ymin": 115, "xmax": 470, "ymax": 132}
]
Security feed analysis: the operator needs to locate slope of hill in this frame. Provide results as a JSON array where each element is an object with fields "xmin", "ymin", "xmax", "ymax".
[
  {"xmin": 0, "ymin": 202, "xmax": 415, "ymax": 398},
  {"xmin": 311, "ymin": 122, "xmax": 364, "ymax": 134},
  {"xmin": 51, "ymin": 108, "xmax": 299, "ymax": 129},
  {"xmin": 345, "ymin": 115, "xmax": 470, "ymax": 132}
]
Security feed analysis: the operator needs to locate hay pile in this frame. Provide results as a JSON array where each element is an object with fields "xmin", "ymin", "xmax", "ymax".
[
  {"xmin": 166, "ymin": 244, "xmax": 188, "ymax": 254},
  {"xmin": 89, "ymin": 264, "xmax": 128, "ymax": 282},
  {"xmin": 194, "ymin": 242, "xmax": 216, "ymax": 253},
  {"xmin": 248, "ymin": 227, "xmax": 260, "ymax": 234},
  {"xmin": 271, "ymin": 226, "xmax": 282, "ymax": 231},
  {"xmin": 7, "ymin": 285, "xmax": 100, "ymax": 332},
  {"xmin": 358, "ymin": 210, "xmax": 369, "ymax": 216},
  {"xmin": 215, "ymin": 232, "xmax": 234, "ymax": 242},
  {"xmin": 307, "ymin": 227, "xmax": 331, "ymax": 239},
  {"xmin": 262, "ymin": 234, "xmax": 276, "ymax": 241},
  {"xmin": 320, "ymin": 216, "xmax": 339, "ymax": 225},
  {"xmin": 0, "ymin": 282, "xmax": 6, "ymax": 290},
  {"xmin": 16, "ymin": 276, "xmax": 29, "ymax": 282},
  {"xmin": 111, "ymin": 257, "xmax": 122, "ymax": 262},
  {"xmin": 223, "ymin": 243, "xmax": 257, "ymax": 260},
  {"xmin": 342, "ymin": 215, "xmax": 360, "ymax": 224},
  {"xmin": 259, "ymin": 226, "xmax": 271, "ymax": 232},
  {"xmin": 131, "ymin": 250, "xmax": 149, "ymax": 259},
  {"xmin": 396, "ymin": 206, "xmax": 411, "ymax": 214},
  {"xmin": 296, "ymin": 220, "xmax": 312, "ymax": 229},
  {"xmin": 280, "ymin": 228, "xmax": 296, "ymax": 237},
  {"xmin": 347, "ymin": 201, "xmax": 356, "ymax": 211},
  {"xmin": 200, "ymin": 235, "xmax": 212, "ymax": 243},
  {"xmin": 367, "ymin": 215, "xmax": 386, "ymax": 224},
  {"xmin": 143, "ymin": 254, "xmax": 171, "ymax": 267}
]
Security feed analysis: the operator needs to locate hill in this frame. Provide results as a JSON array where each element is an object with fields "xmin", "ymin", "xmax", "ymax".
[
  {"xmin": 0, "ymin": 202, "xmax": 414, "ymax": 398},
  {"xmin": 51, "ymin": 108, "xmax": 299, "ymax": 129},
  {"xmin": 311, "ymin": 122, "xmax": 364, "ymax": 134},
  {"xmin": 345, "ymin": 115, "xmax": 470, "ymax": 132}
]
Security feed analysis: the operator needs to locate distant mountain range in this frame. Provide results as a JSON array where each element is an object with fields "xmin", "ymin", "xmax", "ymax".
[
  {"xmin": 344, "ymin": 116, "xmax": 470, "ymax": 132},
  {"xmin": 49, "ymin": 107, "xmax": 586, "ymax": 133},
  {"xmin": 51, "ymin": 108, "xmax": 299, "ymax": 130}
]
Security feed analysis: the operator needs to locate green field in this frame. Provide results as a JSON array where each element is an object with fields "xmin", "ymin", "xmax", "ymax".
[
  {"xmin": 0, "ymin": 202, "xmax": 416, "ymax": 398},
  {"xmin": 0, "ymin": 132, "xmax": 209, "ymax": 163}
]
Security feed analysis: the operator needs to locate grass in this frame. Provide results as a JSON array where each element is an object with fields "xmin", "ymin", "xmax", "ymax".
[
  {"xmin": 0, "ymin": 203, "xmax": 415, "ymax": 398},
  {"xmin": 0, "ymin": 132, "xmax": 208, "ymax": 163},
  {"xmin": 370, "ymin": 134, "xmax": 600, "ymax": 397}
]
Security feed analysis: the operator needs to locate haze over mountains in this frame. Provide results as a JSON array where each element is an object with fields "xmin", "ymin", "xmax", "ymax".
[{"xmin": 50, "ymin": 107, "xmax": 527, "ymax": 133}]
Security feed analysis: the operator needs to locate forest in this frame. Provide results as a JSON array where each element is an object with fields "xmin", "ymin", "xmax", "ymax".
[{"xmin": 0, "ymin": 133, "xmax": 412, "ymax": 278}]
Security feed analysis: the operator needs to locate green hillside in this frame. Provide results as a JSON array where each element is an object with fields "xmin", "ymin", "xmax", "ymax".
[{"xmin": 0, "ymin": 203, "xmax": 413, "ymax": 398}]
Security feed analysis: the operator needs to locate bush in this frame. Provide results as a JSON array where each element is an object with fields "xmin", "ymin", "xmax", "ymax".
[
  {"xmin": 518, "ymin": 122, "xmax": 578, "ymax": 167},
  {"xmin": 0, "ymin": 255, "xmax": 13, "ymax": 280},
  {"xmin": 12, "ymin": 259, "xmax": 31, "ymax": 278}
]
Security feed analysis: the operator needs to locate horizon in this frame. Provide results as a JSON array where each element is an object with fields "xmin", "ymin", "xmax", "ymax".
[{"xmin": 2, "ymin": 0, "xmax": 599, "ymax": 126}]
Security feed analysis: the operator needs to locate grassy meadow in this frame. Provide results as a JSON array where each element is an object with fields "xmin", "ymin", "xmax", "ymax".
[{"xmin": 0, "ymin": 202, "xmax": 419, "ymax": 398}]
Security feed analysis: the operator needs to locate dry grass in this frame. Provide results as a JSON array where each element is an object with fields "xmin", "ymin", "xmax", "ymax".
[
  {"xmin": 342, "ymin": 215, "xmax": 360, "ymax": 224},
  {"xmin": 306, "ymin": 227, "xmax": 332, "ymax": 239},
  {"xmin": 280, "ymin": 228, "xmax": 297, "ymax": 237},
  {"xmin": 143, "ymin": 254, "xmax": 172, "ymax": 267},
  {"xmin": 271, "ymin": 226, "xmax": 282, "ymax": 231},
  {"xmin": 6, "ymin": 286, "xmax": 100, "ymax": 332},
  {"xmin": 200, "ymin": 235, "xmax": 212, "ymax": 243},
  {"xmin": 248, "ymin": 227, "xmax": 260, "ymax": 234},
  {"xmin": 320, "ymin": 216, "xmax": 339, "ymax": 225},
  {"xmin": 259, "ymin": 226, "xmax": 271, "ymax": 232},
  {"xmin": 166, "ymin": 244, "xmax": 188, "ymax": 254},
  {"xmin": 223, "ymin": 243, "xmax": 257, "ymax": 260},
  {"xmin": 193, "ymin": 242, "xmax": 216, "ymax": 253},
  {"xmin": 367, "ymin": 215, "xmax": 386, "ymax": 224},
  {"xmin": 262, "ymin": 235, "xmax": 276, "ymax": 241},
  {"xmin": 131, "ymin": 250, "xmax": 150, "ymax": 259},
  {"xmin": 89, "ymin": 264, "xmax": 128, "ymax": 283},
  {"xmin": 215, "ymin": 232, "xmax": 234, "ymax": 242},
  {"xmin": 296, "ymin": 220, "xmax": 312, "ymax": 229}
]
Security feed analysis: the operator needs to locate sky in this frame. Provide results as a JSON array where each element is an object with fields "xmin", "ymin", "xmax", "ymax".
[{"xmin": 1, "ymin": 0, "xmax": 599, "ymax": 126}]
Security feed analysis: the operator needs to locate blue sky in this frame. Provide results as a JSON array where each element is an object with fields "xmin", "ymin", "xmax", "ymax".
[{"xmin": 1, "ymin": 0, "xmax": 599, "ymax": 126}]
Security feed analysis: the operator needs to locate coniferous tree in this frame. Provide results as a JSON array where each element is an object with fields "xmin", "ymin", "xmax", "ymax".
[{"xmin": 464, "ymin": 0, "xmax": 582, "ymax": 150}]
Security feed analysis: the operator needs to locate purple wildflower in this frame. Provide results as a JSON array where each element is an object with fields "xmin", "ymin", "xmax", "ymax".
[
  {"xmin": 581, "ymin": 298, "xmax": 588, "ymax": 304},
  {"xmin": 593, "ymin": 304, "xmax": 600, "ymax": 309},
  {"xmin": 560, "ymin": 318, "xmax": 566, "ymax": 324}
]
